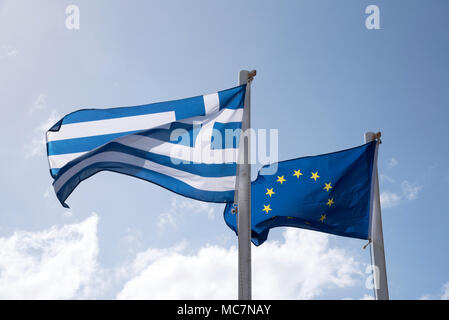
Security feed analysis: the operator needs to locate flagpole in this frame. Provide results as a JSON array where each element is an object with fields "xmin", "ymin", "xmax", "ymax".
[
  {"xmin": 237, "ymin": 70, "xmax": 256, "ymax": 300},
  {"xmin": 365, "ymin": 132, "xmax": 389, "ymax": 300}
]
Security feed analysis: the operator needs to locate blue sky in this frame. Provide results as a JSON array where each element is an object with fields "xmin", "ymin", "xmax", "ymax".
[{"xmin": 1, "ymin": 0, "xmax": 449, "ymax": 299}]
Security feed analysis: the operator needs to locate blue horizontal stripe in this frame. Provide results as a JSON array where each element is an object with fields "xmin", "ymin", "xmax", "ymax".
[
  {"xmin": 55, "ymin": 96, "xmax": 204, "ymax": 127},
  {"xmin": 218, "ymin": 85, "xmax": 246, "ymax": 110}
]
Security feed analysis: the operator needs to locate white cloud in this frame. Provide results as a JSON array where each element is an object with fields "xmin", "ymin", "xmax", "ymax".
[
  {"xmin": 401, "ymin": 180, "xmax": 422, "ymax": 201},
  {"xmin": 442, "ymin": 282, "xmax": 449, "ymax": 300},
  {"xmin": 380, "ymin": 191, "xmax": 401, "ymax": 209},
  {"xmin": 0, "ymin": 45, "xmax": 19, "ymax": 58},
  {"xmin": 63, "ymin": 210, "xmax": 73, "ymax": 218},
  {"xmin": 157, "ymin": 197, "xmax": 216, "ymax": 230},
  {"xmin": 380, "ymin": 181, "xmax": 422, "ymax": 209},
  {"xmin": 343, "ymin": 293, "xmax": 374, "ymax": 300},
  {"xmin": 387, "ymin": 158, "xmax": 398, "ymax": 169},
  {"xmin": 43, "ymin": 187, "xmax": 51, "ymax": 198},
  {"xmin": 29, "ymin": 93, "xmax": 48, "ymax": 115},
  {"xmin": 421, "ymin": 281, "xmax": 449, "ymax": 300},
  {"xmin": 117, "ymin": 241, "xmax": 188, "ymax": 280},
  {"xmin": 380, "ymin": 174, "xmax": 395, "ymax": 184},
  {"xmin": 0, "ymin": 213, "xmax": 367, "ymax": 299},
  {"xmin": 119, "ymin": 227, "xmax": 145, "ymax": 257},
  {"xmin": 25, "ymin": 110, "xmax": 60, "ymax": 158},
  {"xmin": 117, "ymin": 229, "xmax": 363, "ymax": 300},
  {"xmin": 0, "ymin": 214, "xmax": 99, "ymax": 299}
]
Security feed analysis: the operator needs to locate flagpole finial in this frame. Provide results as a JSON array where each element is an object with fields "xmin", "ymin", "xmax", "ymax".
[
  {"xmin": 376, "ymin": 132, "xmax": 382, "ymax": 143},
  {"xmin": 365, "ymin": 131, "xmax": 382, "ymax": 144},
  {"xmin": 248, "ymin": 70, "xmax": 257, "ymax": 81},
  {"xmin": 239, "ymin": 70, "xmax": 257, "ymax": 84}
]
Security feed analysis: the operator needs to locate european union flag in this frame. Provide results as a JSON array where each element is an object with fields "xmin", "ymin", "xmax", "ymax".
[{"xmin": 224, "ymin": 141, "xmax": 377, "ymax": 245}]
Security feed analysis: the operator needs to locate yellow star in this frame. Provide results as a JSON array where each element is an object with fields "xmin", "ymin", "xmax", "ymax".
[
  {"xmin": 323, "ymin": 182, "xmax": 332, "ymax": 192},
  {"xmin": 311, "ymin": 171, "xmax": 320, "ymax": 181},
  {"xmin": 293, "ymin": 169, "xmax": 303, "ymax": 179},
  {"xmin": 262, "ymin": 205, "xmax": 272, "ymax": 214},
  {"xmin": 265, "ymin": 188, "xmax": 275, "ymax": 197},
  {"xmin": 277, "ymin": 176, "xmax": 286, "ymax": 184},
  {"xmin": 320, "ymin": 214, "xmax": 326, "ymax": 223},
  {"xmin": 326, "ymin": 198, "xmax": 335, "ymax": 207}
]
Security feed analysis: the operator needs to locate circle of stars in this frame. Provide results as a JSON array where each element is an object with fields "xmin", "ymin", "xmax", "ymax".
[{"xmin": 261, "ymin": 169, "xmax": 336, "ymax": 225}]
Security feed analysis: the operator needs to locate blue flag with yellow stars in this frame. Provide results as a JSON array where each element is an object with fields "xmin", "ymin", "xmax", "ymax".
[{"xmin": 224, "ymin": 141, "xmax": 377, "ymax": 246}]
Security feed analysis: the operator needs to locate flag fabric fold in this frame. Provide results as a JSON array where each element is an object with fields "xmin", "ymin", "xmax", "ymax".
[
  {"xmin": 47, "ymin": 85, "xmax": 246, "ymax": 207},
  {"xmin": 224, "ymin": 141, "xmax": 377, "ymax": 246}
]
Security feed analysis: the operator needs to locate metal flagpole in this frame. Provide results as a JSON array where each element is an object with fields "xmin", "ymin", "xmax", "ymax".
[
  {"xmin": 365, "ymin": 132, "xmax": 389, "ymax": 300},
  {"xmin": 236, "ymin": 69, "xmax": 256, "ymax": 300}
]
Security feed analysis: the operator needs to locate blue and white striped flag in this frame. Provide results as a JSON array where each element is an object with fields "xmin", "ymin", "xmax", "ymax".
[{"xmin": 46, "ymin": 85, "xmax": 246, "ymax": 207}]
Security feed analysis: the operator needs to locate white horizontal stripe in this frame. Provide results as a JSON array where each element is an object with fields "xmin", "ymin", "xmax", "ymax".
[
  {"xmin": 47, "ymin": 111, "xmax": 176, "ymax": 142},
  {"xmin": 49, "ymin": 152, "xmax": 86, "ymax": 169},
  {"xmin": 53, "ymin": 151, "xmax": 236, "ymax": 193}
]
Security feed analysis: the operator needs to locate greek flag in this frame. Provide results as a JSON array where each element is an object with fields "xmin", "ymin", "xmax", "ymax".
[{"xmin": 46, "ymin": 85, "xmax": 246, "ymax": 207}]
